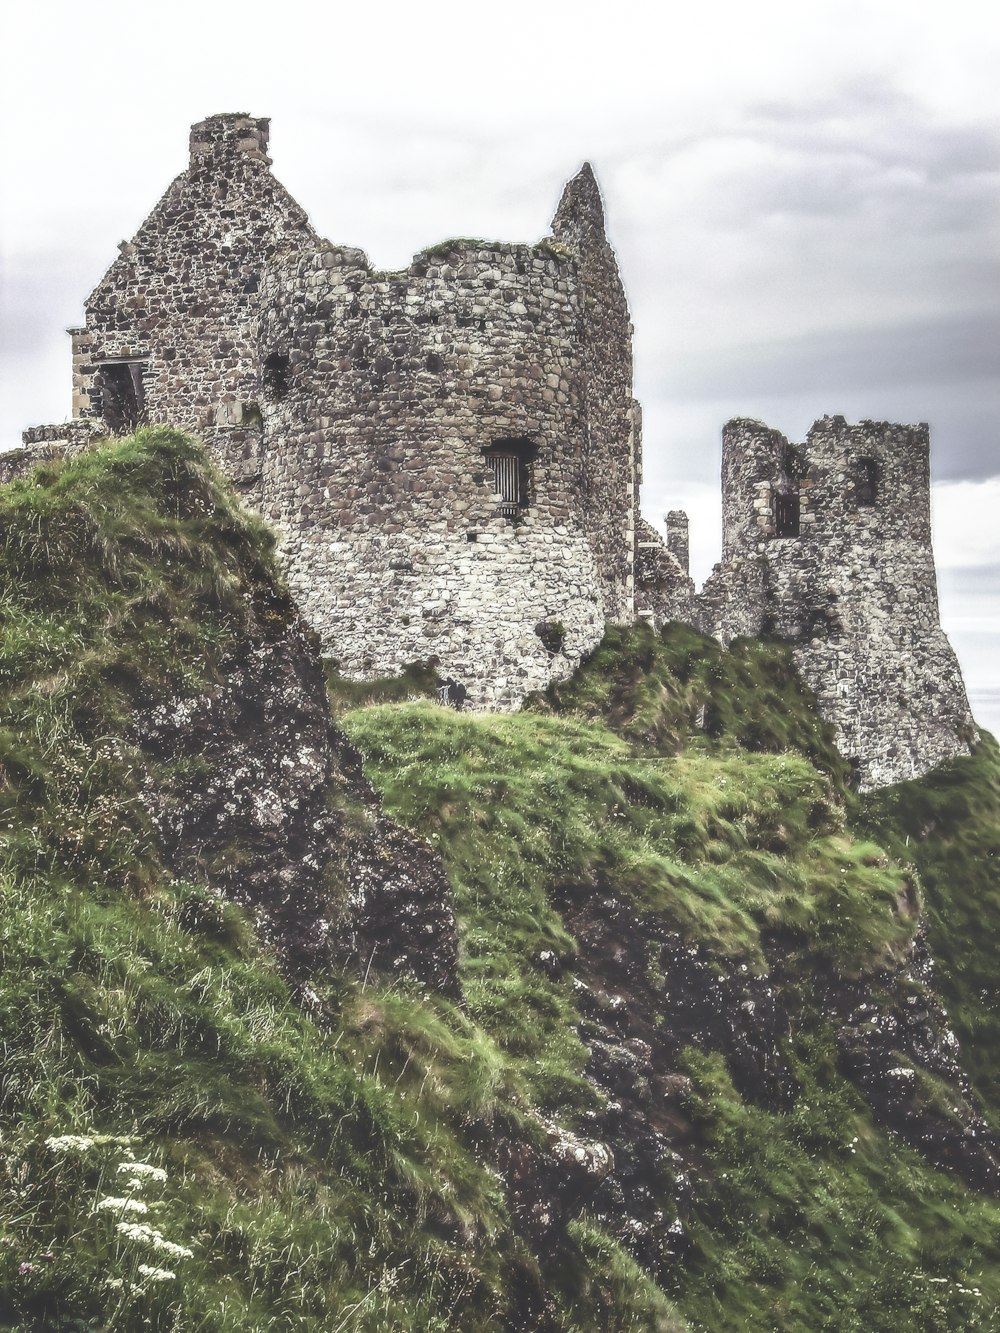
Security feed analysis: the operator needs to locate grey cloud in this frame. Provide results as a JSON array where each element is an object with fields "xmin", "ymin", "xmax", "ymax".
[{"xmin": 670, "ymin": 311, "xmax": 1000, "ymax": 398}]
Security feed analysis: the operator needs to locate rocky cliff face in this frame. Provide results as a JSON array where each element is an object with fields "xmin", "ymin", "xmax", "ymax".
[{"xmin": 346, "ymin": 621, "xmax": 1000, "ymax": 1328}]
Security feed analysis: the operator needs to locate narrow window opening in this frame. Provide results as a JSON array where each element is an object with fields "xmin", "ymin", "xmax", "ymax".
[
  {"xmin": 97, "ymin": 361, "xmax": 146, "ymax": 434},
  {"xmin": 854, "ymin": 456, "xmax": 879, "ymax": 506},
  {"xmin": 772, "ymin": 443, "xmax": 802, "ymax": 538},
  {"xmin": 774, "ymin": 491, "xmax": 800, "ymax": 537},
  {"xmin": 263, "ymin": 352, "xmax": 290, "ymax": 400},
  {"xmin": 482, "ymin": 438, "xmax": 538, "ymax": 516}
]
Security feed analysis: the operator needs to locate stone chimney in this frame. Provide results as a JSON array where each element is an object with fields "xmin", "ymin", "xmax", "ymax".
[
  {"xmin": 664, "ymin": 510, "xmax": 690, "ymax": 575},
  {"xmin": 189, "ymin": 113, "xmax": 271, "ymax": 166}
]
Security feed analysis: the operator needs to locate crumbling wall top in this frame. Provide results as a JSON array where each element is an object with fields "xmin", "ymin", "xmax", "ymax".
[{"xmin": 189, "ymin": 113, "xmax": 271, "ymax": 166}]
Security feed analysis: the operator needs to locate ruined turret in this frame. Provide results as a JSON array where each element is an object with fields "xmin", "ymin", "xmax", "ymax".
[{"xmin": 699, "ymin": 415, "xmax": 977, "ymax": 787}]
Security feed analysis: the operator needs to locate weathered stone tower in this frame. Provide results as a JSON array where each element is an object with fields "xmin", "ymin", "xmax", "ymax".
[
  {"xmin": 255, "ymin": 166, "xmax": 639, "ymax": 705},
  {"xmin": 698, "ymin": 416, "xmax": 977, "ymax": 788},
  {"xmin": 50, "ymin": 114, "xmax": 317, "ymax": 487}
]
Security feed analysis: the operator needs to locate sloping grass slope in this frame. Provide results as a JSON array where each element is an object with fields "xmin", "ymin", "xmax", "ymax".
[
  {"xmin": 0, "ymin": 431, "xmax": 673, "ymax": 1331},
  {"xmin": 344, "ymin": 627, "xmax": 1000, "ymax": 1332}
]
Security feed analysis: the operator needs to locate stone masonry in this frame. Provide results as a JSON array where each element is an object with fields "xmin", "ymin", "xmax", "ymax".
[
  {"xmin": 10, "ymin": 113, "xmax": 979, "ymax": 786},
  {"xmin": 696, "ymin": 416, "xmax": 977, "ymax": 789}
]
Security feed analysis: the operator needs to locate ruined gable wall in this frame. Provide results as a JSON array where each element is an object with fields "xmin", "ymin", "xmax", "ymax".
[
  {"xmin": 76, "ymin": 114, "xmax": 315, "ymax": 487},
  {"xmin": 551, "ymin": 166, "xmax": 637, "ymax": 621},
  {"xmin": 256, "ymin": 240, "xmax": 608, "ymax": 707},
  {"xmin": 700, "ymin": 416, "xmax": 976, "ymax": 788}
]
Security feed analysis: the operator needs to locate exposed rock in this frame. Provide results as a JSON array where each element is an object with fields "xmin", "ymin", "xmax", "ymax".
[
  {"xmin": 833, "ymin": 928, "xmax": 1000, "ymax": 1193},
  {"xmin": 555, "ymin": 883, "xmax": 1000, "ymax": 1273},
  {"xmin": 135, "ymin": 584, "xmax": 460, "ymax": 993}
]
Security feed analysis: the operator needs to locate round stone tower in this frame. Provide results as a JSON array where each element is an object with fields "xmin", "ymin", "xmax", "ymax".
[{"xmin": 256, "ymin": 239, "xmax": 612, "ymax": 706}]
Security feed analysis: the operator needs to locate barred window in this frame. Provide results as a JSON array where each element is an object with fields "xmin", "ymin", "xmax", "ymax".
[
  {"xmin": 483, "ymin": 438, "xmax": 536, "ymax": 515},
  {"xmin": 487, "ymin": 452, "xmax": 521, "ymax": 512}
]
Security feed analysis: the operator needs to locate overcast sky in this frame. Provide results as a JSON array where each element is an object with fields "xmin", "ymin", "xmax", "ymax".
[{"xmin": 2, "ymin": 0, "xmax": 997, "ymax": 728}]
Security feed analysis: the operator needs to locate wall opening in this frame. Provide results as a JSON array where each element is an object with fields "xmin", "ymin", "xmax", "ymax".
[
  {"xmin": 854, "ymin": 456, "xmax": 879, "ymax": 506},
  {"xmin": 96, "ymin": 361, "xmax": 147, "ymax": 434},
  {"xmin": 263, "ymin": 352, "xmax": 290, "ymax": 400},
  {"xmin": 772, "ymin": 444, "xmax": 801, "ymax": 537},
  {"xmin": 773, "ymin": 491, "xmax": 800, "ymax": 537},
  {"xmin": 483, "ymin": 438, "xmax": 537, "ymax": 515}
]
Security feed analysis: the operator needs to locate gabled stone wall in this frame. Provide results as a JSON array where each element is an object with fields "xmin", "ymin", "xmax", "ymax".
[{"xmin": 72, "ymin": 113, "xmax": 316, "ymax": 487}]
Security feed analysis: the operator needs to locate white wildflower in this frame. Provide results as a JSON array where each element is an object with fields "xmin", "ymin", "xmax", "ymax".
[
  {"xmin": 45, "ymin": 1135, "xmax": 95, "ymax": 1154},
  {"xmin": 115, "ymin": 1221, "xmax": 193, "ymax": 1259},
  {"xmin": 137, "ymin": 1264, "xmax": 176, "ymax": 1282},
  {"xmin": 150, "ymin": 1236, "xmax": 193, "ymax": 1259},
  {"xmin": 117, "ymin": 1161, "xmax": 167, "ymax": 1183},
  {"xmin": 96, "ymin": 1196, "xmax": 148, "ymax": 1215},
  {"xmin": 117, "ymin": 1222, "xmax": 158, "ymax": 1243}
]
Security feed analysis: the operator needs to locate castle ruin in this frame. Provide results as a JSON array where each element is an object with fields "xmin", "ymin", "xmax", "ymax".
[{"xmin": 6, "ymin": 112, "xmax": 977, "ymax": 788}]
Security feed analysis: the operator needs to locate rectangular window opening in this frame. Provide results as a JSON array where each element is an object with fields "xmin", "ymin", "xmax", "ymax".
[{"xmin": 774, "ymin": 491, "xmax": 800, "ymax": 537}]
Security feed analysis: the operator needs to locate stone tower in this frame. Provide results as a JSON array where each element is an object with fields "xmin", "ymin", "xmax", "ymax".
[
  {"xmin": 255, "ymin": 165, "xmax": 641, "ymax": 706},
  {"xmin": 698, "ymin": 415, "xmax": 977, "ymax": 788}
]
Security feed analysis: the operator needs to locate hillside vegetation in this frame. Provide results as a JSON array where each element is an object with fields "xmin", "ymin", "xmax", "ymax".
[{"xmin": 1, "ymin": 430, "xmax": 999, "ymax": 1330}]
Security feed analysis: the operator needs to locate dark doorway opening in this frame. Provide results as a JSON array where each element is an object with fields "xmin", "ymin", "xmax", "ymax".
[
  {"xmin": 263, "ymin": 352, "xmax": 291, "ymax": 400},
  {"xmin": 98, "ymin": 362, "xmax": 146, "ymax": 434}
]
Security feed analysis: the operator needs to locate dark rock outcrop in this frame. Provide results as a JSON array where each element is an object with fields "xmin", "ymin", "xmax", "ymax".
[
  {"xmin": 555, "ymin": 884, "xmax": 1000, "ymax": 1273},
  {"xmin": 135, "ymin": 584, "xmax": 460, "ymax": 993}
]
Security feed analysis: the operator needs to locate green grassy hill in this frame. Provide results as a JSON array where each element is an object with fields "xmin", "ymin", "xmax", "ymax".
[{"xmin": 1, "ymin": 430, "xmax": 999, "ymax": 1330}]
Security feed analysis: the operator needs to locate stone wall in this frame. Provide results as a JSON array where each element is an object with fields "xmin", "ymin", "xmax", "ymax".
[
  {"xmin": 69, "ymin": 113, "xmax": 316, "ymax": 486},
  {"xmin": 634, "ymin": 517, "xmax": 697, "ymax": 627},
  {"xmin": 550, "ymin": 165, "xmax": 638, "ymax": 621},
  {"xmin": 697, "ymin": 416, "xmax": 977, "ymax": 788},
  {"xmin": 256, "ymin": 238, "xmax": 615, "ymax": 706}
]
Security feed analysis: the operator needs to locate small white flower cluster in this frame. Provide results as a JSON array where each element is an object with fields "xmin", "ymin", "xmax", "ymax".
[
  {"xmin": 138, "ymin": 1263, "xmax": 176, "ymax": 1282},
  {"xmin": 96, "ymin": 1196, "xmax": 149, "ymax": 1215},
  {"xmin": 45, "ymin": 1135, "xmax": 96, "ymax": 1154},
  {"xmin": 116, "ymin": 1222, "xmax": 193, "ymax": 1259},
  {"xmin": 45, "ymin": 1132, "xmax": 136, "ymax": 1154},
  {"xmin": 117, "ymin": 1161, "xmax": 167, "ymax": 1183}
]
